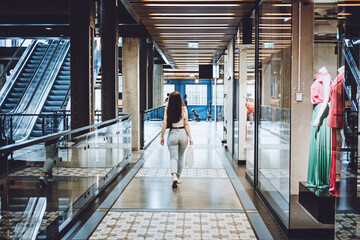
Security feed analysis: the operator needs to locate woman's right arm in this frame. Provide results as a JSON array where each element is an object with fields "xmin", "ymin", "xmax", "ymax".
[{"xmin": 160, "ymin": 108, "xmax": 167, "ymax": 146}]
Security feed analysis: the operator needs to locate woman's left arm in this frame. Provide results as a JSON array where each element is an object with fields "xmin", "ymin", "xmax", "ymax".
[
  {"xmin": 183, "ymin": 108, "xmax": 193, "ymax": 145},
  {"xmin": 160, "ymin": 108, "xmax": 167, "ymax": 146}
]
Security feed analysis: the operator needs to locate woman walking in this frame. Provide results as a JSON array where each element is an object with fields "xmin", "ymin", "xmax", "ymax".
[{"xmin": 161, "ymin": 91, "xmax": 193, "ymax": 188}]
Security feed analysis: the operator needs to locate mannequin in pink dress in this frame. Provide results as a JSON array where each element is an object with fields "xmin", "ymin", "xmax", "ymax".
[{"xmin": 328, "ymin": 66, "xmax": 345, "ymax": 196}]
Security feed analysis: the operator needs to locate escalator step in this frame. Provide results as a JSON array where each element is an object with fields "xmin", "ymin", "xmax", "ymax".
[
  {"xmin": 14, "ymin": 82, "xmax": 28, "ymax": 88},
  {"xmin": 13, "ymin": 87, "xmax": 25, "ymax": 92},
  {"xmin": 18, "ymin": 77, "xmax": 30, "ymax": 83},
  {"xmin": 57, "ymin": 76, "xmax": 70, "ymax": 81},
  {"xmin": 47, "ymin": 95, "xmax": 65, "ymax": 101},
  {"xmin": 3, "ymin": 103, "xmax": 16, "ymax": 109},
  {"xmin": 28, "ymin": 59, "xmax": 40, "ymax": 64},
  {"xmin": 45, "ymin": 100, "xmax": 63, "ymax": 106},
  {"xmin": 52, "ymin": 85, "xmax": 69, "ymax": 90},
  {"xmin": 50, "ymin": 90, "xmax": 67, "ymax": 95},
  {"xmin": 31, "ymin": 130, "xmax": 43, "ymax": 137},
  {"xmin": 23, "ymin": 68, "xmax": 36, "ymax": 73},
  {"xmin": 43, "ymin": 106, "xmax": 61, "ymax": 112},
  {"xmin": 9, "ymin": 92, "xmax": 22, "ymax": 98},
  {"xmin": 6, "ymin": 98, "xmax": 19, "ymax": 103}
]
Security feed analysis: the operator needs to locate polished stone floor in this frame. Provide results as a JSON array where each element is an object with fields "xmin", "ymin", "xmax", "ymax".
[{"xmin": 89, "ymin": 122, "xmax": 258, "ymax": 239}]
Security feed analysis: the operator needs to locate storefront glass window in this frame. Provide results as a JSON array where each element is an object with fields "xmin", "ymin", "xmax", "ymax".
[
  {"xmin": 186, "ymin": 85, "xmax": 207, "ymax": 105},
  {"xmin": 257, "ymin": 0, "xmax": 292, "ymax": 226}
]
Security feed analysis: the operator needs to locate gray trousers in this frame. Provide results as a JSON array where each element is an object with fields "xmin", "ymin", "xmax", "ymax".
[
  {"xmin": 167, "ymin": 129, "xmax": 188, "ymax": 176},
  {"xmin": 43, "ymin": 143, "xmax": 58, "ymax": 175}
]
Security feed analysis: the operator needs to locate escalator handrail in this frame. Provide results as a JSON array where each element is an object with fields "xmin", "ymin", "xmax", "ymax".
[
  {"xmin": 0, "ymin": 40, "xmax": 38, "ymax": 109},
  {"xmin": 11, "ymin": 41, "xmax": 69, "ymax": 141},
  {"xmin": 0, "ymin": 39, "xmax": 26, "ymax": 80},
  {"xmin": 6, "ymin": 40, "xmax": 55, "ymax": 114}
]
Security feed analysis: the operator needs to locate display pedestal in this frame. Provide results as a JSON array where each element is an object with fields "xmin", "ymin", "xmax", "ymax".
[{"xmin": 298, "ymin": 182, "xmax": 335, "ymax": 224}]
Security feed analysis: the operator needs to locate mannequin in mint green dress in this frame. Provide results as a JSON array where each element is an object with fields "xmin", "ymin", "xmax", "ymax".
[{"xmin": 307, "ymin": 67, "xmax": 332, "ymax": 188}]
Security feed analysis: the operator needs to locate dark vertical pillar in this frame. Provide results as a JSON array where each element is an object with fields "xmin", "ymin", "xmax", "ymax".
[
  {"xmin": 100, "ymin": 0, "xmax": 119, "ymax": 121},
  {"xmin": 147, "ymin": 39, "xmax": 154, "ymax": 109},
  {"xmin": 254, "ymin": 3, "xmax": 260, "ymax": 187},
  {"xmin": 70, "ymin": 0, "xmax": 95, "ymax": 129},
  {"xmin": 139, "ymin": 38, "xmax": 147, "ymax": 149}
]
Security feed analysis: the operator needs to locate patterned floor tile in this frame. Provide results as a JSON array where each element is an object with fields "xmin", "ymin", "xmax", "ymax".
[
  {"xmin": 135, "ymin": 168, "xmax": 228, "ymax": 178},
  {"xmin": 9, "ymin": 167, "xmax": 112, "ymax": 177},
  {"xmin": 0, "ymin": 211, "xmax": 60, "ymax": 239},
  {"xmin": 90, "ymin": 211, "xmax": 256, "ymax": 239}
]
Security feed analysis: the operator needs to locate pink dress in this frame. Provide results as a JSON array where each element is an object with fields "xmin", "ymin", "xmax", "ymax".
[{"xmin": 310, "ymin": 72, "xmax": 331, "ymax": 105}]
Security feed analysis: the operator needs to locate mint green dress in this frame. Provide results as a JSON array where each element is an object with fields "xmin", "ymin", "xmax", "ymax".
[{"xmin": 307, "ymin": 103, "xmax": 332, "ymax": 188}]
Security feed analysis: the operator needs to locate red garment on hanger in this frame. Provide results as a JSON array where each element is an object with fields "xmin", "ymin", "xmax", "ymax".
[{"xmin": 327, "ymin": 72, "xmax": 345, "ymax": 129}]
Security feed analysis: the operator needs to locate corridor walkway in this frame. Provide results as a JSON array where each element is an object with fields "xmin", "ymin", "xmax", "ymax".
[{"xmin": 76, "ymin": 122, "xmax": 274, "ymax": 239}]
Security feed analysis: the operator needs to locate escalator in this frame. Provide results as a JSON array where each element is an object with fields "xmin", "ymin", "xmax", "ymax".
[
  {"xmin": 342, "ymin": 38, "xmax": 359, "ymax": 161},
  {"xmin": 30, "ymin": 52, "xmax": 70, "ymax": 137},
  {"xmin": 0, "ymin": 41, "xmax": 50, "ymax": 113}
]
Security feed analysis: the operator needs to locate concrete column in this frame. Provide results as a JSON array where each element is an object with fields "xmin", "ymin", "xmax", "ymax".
[
  {"xmin": 70, "ymin": 0, "xmax": 95, "ymax": 130},
  {"xmin": 225, "ymin": 39, "xmax": 234, "ymax": 154},
  {"xmin": 122, "ymin": 38, "xmax": 140, "ymax": 150},
  {"xmin": 153, "ymin": 64, "xmax": 164, "ymax": 107},
  {"xmin": 100, "ymin": 0, "xmax": 119, "ymax": 121},
  {"xmin": 238, "ymin": 46, "xmax": 247, "ymax": 161},
  {"xmin": 139, "ymin": 38, "xmax": 147, "ymax": 149},
  {"xmin": 290, "ymin": 2, "xmax": 314, "ymax": 195},
  {"xmin": 147, "ymin": 40, "xmax": 154, "ymax": 109}
]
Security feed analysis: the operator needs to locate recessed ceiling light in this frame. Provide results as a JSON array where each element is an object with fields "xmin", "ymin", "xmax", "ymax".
[
  {"xmin": 156, "ymin": 27, "xmax": 229, "ymax": 29},
  {"xmin": 150, "ymin": 13, "xmax": 236, "ymax": 16},
  {"xmin": 45, "ymin": 27, "xmax": 53, "ymax": 30},
  {"xmin": 150, "ymin": 17, "xmax": 235, "ymax": 20},
  {"xmin": 144, "ymin": 4, "xmax": 240, "ymax": 7}
]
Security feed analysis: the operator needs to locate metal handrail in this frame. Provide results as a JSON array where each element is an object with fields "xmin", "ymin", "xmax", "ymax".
[
  {"xmin": 0, "ymin": 39, "xmax": 26, "ymax": 80},
  {"xmin": 0, "ymin": 114, "xmax": 131, "ymax": 155},
  {"xmin": 144, "ymin": 105, "xmax": 165, "ymax": 114}
]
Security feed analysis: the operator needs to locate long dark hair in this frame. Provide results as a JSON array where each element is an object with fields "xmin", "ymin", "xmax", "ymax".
[{"xmin": 167, "ymin": 91, "xmax": 185, "ymax": 127}]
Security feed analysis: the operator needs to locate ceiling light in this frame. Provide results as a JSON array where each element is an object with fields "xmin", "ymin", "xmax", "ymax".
[
  {"xmin": 144, "ymin": 4, "xmax": 241, "ymax": 7},
  {"xmin": 338, "ymin": 13, "xmax": 352, "ymax": 16},
  {"xmin": 260, "ymin": 17, "xmax": 292, "ymax": 20},
  {"xmin": 272, "ymin": 4, "xmax": 292, "ymax": 6},
  {"xmin": 45, "ymin": 27, "xmax": 53, "ymax": 30},
  {"xmin": 338, "ymin": 4, "xmax": 360, "ymax": 6},
  {"xmin": 188, "ymin": 42, "xmax": 199, "ymax": 48},
  {"xmin": 264, "ymin": 13, "xmax": 292, "ymax": 16},
  {"xmin": 155, "ymin": 26, "xmax": 229, "ymax": 29},
  {"xmin": 150, "ymin": 13, "xmax": 236, "ymax": 16},
  {"xmin": 150, "ymin": 17, "xmax": 235, "ymax": 20}
]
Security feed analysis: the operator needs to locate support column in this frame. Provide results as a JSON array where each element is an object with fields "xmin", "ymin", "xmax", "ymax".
[
  {"xmin": 238, "ymin": 46, "xmax": 247, "ymax": 161},
  {"xmin": 70, "ymin": 0, "xmax": 95, "ymax": 129},
  {"xmin": 147, "ymin": 40, "xmax": 154, "ymax": 109},
  {"xmin": 123, "ymin": 38, "xmax": 140, "ymax": 150},
  {"xmin": 290, "ymin": 2, "xmax": 314, "ymax": 194},
  {"xmin": 153, "ymin": 64, "xmax": 164, "ymax": 107},
  {"xmin": 100, "ymin": 0, "xmax": 119, "ymax": 121},
  {"xmin": 139, "ymin": 38, "xmax": 147, "ymax": 149}
]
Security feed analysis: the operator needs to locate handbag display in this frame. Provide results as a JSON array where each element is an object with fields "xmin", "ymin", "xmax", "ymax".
[{"xmin": 185, "ymin": 145, "xmax": 194, "ymax": 167}]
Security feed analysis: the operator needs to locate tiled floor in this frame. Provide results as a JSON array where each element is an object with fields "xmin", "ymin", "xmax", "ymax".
[
  {"xmin": 0, "ymin": 211, "xmax": 59, "ymax": 239},
  {"xmin": 90, "ymin": 122, "xmax": 259, "ymax": 239},
  {"xmin": 9, "ymin": 167, "xmax": 113, "ymax": 177},
  {"xmin": 89, "ymin": 211, "xmax": 256, "ymax": 240}
]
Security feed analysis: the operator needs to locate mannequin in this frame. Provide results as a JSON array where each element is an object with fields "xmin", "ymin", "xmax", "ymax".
[
  {"xmin": 307, "ymin": 66, "xmax": 332, "ymax": 188},
  {"xmin": 328, "ymin": 65, "xmax": 345, "ymax": 196}
]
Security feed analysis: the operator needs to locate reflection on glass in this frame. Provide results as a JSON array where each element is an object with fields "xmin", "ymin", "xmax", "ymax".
[
  {"xmin": 257, "ymin": 0, "xmax": 292, "ymax": 226},
  {"xmin": 245, "ymin": 17, "xmax": 256, "ymax": 181}
]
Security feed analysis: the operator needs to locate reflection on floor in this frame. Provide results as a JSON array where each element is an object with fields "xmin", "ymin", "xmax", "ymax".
[
  {"xmin": 90, "ymin": 211, "xmax": 256, "ymax": 240},
  {"xmin": 136, "ymin": 168, "xmax": 228, "ymax": 178},
  {"xmin": 89, "ymin": 122, "xmax": 262, "ymax": 239},
  {"xmin": 9, "ymin": 167, "xmax": 112, "ymax": 177},
  {"xmin": 0, "ymin": 211, "xmax": 59, "ymax": 239}
]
